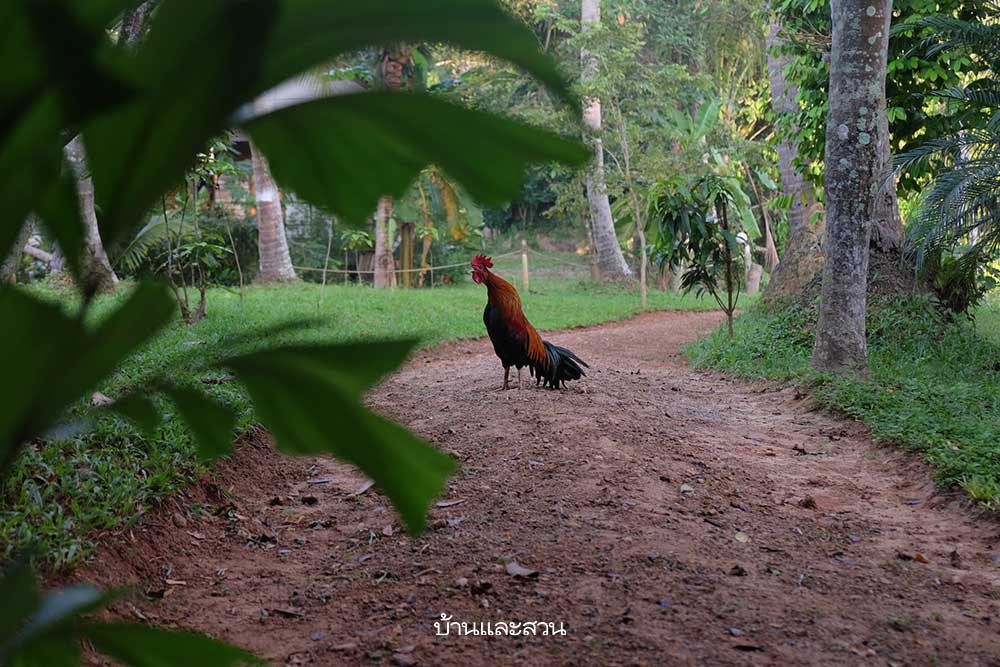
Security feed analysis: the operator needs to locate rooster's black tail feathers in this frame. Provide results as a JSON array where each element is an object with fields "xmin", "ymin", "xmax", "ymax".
[{"xmin": 532, "ymin": 341, "xmax": 589, "ymax": 390}]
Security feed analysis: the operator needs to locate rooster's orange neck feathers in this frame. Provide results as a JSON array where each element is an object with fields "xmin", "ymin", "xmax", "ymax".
[{"xmin": 479, "ymin": 269, "xmax": 548, "ymax": 371}]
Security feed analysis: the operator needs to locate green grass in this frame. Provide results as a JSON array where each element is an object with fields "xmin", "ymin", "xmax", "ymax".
[
  {"xmin": 976, "ymin": 295, "xmax": 1000, "ymax": 345},
  {"xmin": 4, "ymin": 266, "xmax": 738, "ymax": 570},
  {"xmin": 689, "ymin": 296, "xmax": 1000, "ymax": 508}
]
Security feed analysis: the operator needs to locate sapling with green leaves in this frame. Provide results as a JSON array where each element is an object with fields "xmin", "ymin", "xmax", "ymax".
[{"xmin": 651, "ymin": 174, "xmax": 749, "ymax": 337}]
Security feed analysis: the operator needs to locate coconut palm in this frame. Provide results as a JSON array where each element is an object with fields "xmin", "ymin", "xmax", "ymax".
[{"xmin": 895, "ymin": 2, "xmax": 1000, "ymax": 279}]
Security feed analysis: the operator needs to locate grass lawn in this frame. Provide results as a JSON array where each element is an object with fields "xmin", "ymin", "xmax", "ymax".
[
  {"xmin": 689, "ymin": 296, "xmax": 1000, "ymax": 509},
  {"xmin": 4, "ymin": 262, "xmax": 739, "ymax": 570}
]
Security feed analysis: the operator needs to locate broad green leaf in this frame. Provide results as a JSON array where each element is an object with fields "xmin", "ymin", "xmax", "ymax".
[
  {"xmin": 0, "ymin": 1, "xmax": 134, "ymax": 268},
  {"xmin": 71, "ymin": 0, "xmax": 146, "ymax": 31},
  {"xmin": 0, "ymin": 289, "xmax": 86, "ymax": 466},
  {"xmin": 33, "ymin": 166, "xmax": 86, "ymax": 284},
  {"xmin": 246, "ymin": 92, "xmax": 588, "ymax": 223},
  {"xmin": 52, "ymin": 282, "xmax": 176, "ymax": 422},
  {"xmin": 6, "ymin": 585, "xmax": 108, "ymax": 664},
  {"xmin": 223, "ymin": 342, "xmax": 456, "ymax": 533},
  {"xmin": 162, "ymin": 387, "xmax": 236, "ymax": 461},
  {"xmin": 754, "ymin": 168, "xmax": 778, "ymax": 191},
  {"xmin": 227, "ymin": 340, "xmax": 417, "ymax": 399},
  {"xmin": 739, "ymin": 207, "xmax": 760, "ymax": 239},
  {"xmin": 0, "ymin": 283, "xmax": 173, "ymax": 471},
  {"xmin": 108, "ymin": 394, "xmax": 161, "ymax": 436},
  {"xmin": 86, "ymin": 0, "xmax": 578, "ymax": 244},
  {"xmin": 0, "ymin": 557, "xmax": 40, "ymax": 654},
  {"xmin": 7, "ymin": 635, "xmax": 79, "ymax": 667},
  {"xmin": 85, "ymin": 0, "xmax": 279, "ymax": 247},
  {"xmin": 262, "ymin": 0, "xmax": 575, "ymax": 106},
  {"xmin": 83, "ymin": 623, "xmax": 262, "ymax": 667}
]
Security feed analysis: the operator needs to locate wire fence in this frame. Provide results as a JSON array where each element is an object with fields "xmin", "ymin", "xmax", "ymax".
[
  {"xmin": 291, "ymin": 250, "xmax": 522, "ymax": 276},
  {"xmin": 293, "ymin": 241, "xmax": 591, "ymax": 290}
]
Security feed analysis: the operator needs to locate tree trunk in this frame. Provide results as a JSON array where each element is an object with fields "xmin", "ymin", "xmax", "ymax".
[
  {"xmin": 812, "ymin": 0, "xmax": 892, "ymax": 376},
  {"xmin": 250, "ymin": 140, "xmax": 297, "ymax": 282},
  {"xmin": 373, "ymin": 197, "xmax": 397, "ymax": 288},
  {"xmin": 373, "ymin": 47, "xmax": 410, "ymax": 289},
  {"xmin": 871, "ymin": 107, "xmax": 904, "ymax": 253},
  {"xmin": 762, "ymin": 20, "xmax": 825, "ymax": 301},
  {"xmin": 746, "ymin": 263, "xmax": 764, "ymax": 294},
  {"xmin": 581, "ymin": 0, "xmax": 630, "ymax": 280},
  {"xmin": 65, "ymin": 136, "xmax": 119, "ymax": 293},
  {"xmin": 1, "ymin": 222, "xmax": 32, "ymax": 284},
  {"xmin": 399, "ymin": 221, "xmax": 415, "ymax": 288}
]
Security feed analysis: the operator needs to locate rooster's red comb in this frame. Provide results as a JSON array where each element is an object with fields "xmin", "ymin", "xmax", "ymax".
[{"xmin": 471, "ymin": 254, "xmax": 493, "ymax": 269}]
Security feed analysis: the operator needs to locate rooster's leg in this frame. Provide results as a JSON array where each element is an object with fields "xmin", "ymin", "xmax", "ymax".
[
  {"xmin": 503, "ymin": 366, "xmax": 510, "ymax": 391},
  {"xmin": 518, "ymin": 367, "xmax": 523, "ymax": 390}
]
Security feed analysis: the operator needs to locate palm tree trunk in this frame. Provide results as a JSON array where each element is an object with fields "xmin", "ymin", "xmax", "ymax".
[
  {"xmin": 373, "ymin": 196, "xmax": 397, "ymax": 288},
  {"xmin": 581, "ymin": 0, "xmax": 630, "ymax": 280},
  {"xmin": 251, "ymin": 140, "xmax": 297, "ymax": 282},
  {"xmin": 65, "ymin": 136, "xmax": 119, "ymax": 293},
  {"xmin": 373, "ymin": 47, "xmax": 411, "ymax": 289}
]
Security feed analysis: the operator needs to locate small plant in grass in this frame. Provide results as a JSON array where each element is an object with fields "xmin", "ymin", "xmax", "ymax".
[{"xmin": 651, "ymin": 174, "xmax": 748, "ymax": 336}]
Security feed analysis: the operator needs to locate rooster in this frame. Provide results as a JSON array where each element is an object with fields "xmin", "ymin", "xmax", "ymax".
[{"xmin": 471, "ymin": 254, "xmax": 588, "ymax": 390}]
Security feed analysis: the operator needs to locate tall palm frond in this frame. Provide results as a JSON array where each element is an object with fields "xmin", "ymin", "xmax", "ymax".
[
  {"xmin": 894, "ymin": 2, "xmax": 1000, "ymax": 275},
  {"xmin": 114, "ymin": 216, "xmax": 170, "ymax": 272}
]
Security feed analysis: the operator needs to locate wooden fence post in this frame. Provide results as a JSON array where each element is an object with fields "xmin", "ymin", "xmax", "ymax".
[{"xmin": 521, "ymin": 239, "xmax": 530, "ymax": 292}]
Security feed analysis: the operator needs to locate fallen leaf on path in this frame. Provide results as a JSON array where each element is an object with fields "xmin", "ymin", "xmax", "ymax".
[
  {"xmin": 734, "ymin": 531, "xmax": 751, "ymax": 543},
  {"xmin": 307, "ymin": 478, "xmax": 334, "ymax": 485},
  {"xmin": 186, "ymin": 531, "xmax": 205, "ymax": 540},
  {"xmin": 382, "ymin": 524, "xmax": 394, "ymax": 537},
  {"xmin": 505, "ymin": 561, "xmax": 539, "ymax": 578},
  {"xmin": 331, "ymin": 643, "xmax": 358, "ymax": 652},
  {"xmin": 392, "ymin": 653, "xmax": 418, "ymax": 667},
  {"xmin": 352, "ymin": 480, "xmax": 375, "ymax": 496},
  {"xmin": 165, "ymin": 579, "xmax": 187, "ymax": 586},
  {"xmin": 679, "ymin": 484, "xmax": 694, "ymax": 494},
  {"xmin": 435, "ymin": 499, "xmax": 466, "ymax": 508},
  {"xmin": 914, "ymin": 553, "xmax": 930, "ymax": 564},
  {"xmin": 270, "ymin": 607, "xmax": 304, "ymax": 618}
]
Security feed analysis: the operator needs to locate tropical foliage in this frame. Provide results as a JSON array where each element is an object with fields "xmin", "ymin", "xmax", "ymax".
[{"xmin": 894, "ymin": 1, "xmax": 1000, "ymax": 314}]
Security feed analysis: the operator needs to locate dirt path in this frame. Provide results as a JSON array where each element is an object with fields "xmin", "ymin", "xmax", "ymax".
[{"xmin": 86, "ymin": 311, "xmax": 1000, "ymax": 666}]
